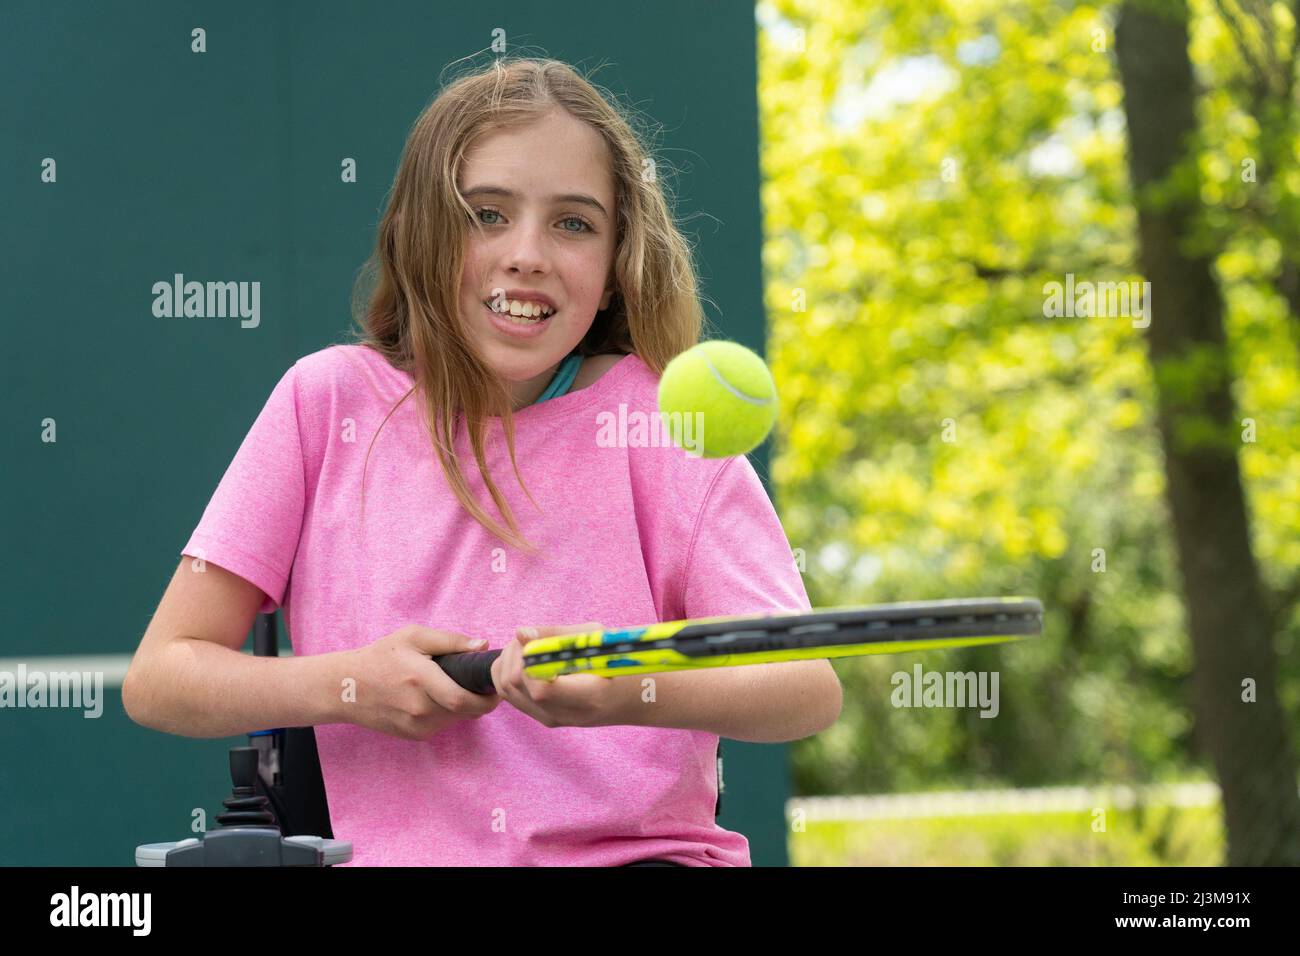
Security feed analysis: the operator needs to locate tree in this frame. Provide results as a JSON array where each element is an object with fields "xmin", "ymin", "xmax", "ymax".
[{"xmin": 1115, "ymin": 0, "xmax": 1300, "ymax": 866}]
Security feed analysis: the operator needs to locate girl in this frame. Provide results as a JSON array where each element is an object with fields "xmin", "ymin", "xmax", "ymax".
[{"xmin": 123, "ymin": 56, "xmax": 841, "ymax": 866}]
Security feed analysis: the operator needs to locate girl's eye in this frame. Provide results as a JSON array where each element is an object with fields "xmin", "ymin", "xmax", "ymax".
[{"xmin": 473, "ymin": 207, "xmax": 593, "ymax": 234}]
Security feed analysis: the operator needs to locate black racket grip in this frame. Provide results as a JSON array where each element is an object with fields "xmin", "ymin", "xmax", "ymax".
[{"xmin": 434, "ymin": 649, "xmax": 502, "ymax": 695}]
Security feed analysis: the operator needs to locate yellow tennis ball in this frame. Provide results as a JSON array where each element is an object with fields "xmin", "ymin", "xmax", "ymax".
[{"xmin": 657, "ymin": 341, "xmax": 778, "ymax": 458}]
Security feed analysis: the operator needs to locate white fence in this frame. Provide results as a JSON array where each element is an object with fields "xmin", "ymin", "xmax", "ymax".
[{"xmin": 786, "ymin": 782, "xmax": 1222, "ymax": 821}]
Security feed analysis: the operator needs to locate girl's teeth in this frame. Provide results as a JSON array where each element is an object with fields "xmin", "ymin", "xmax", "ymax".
[
  {"xmin": 489, "ymin": 302, "xmax": 549, "ymax": 325},
  {"xmin": 492, "ymin": 299, "xmax": 553, "ymax": 318},
  {"xmin": 488, "ymin": 300, "xmax": 555, "ymax": 326}
]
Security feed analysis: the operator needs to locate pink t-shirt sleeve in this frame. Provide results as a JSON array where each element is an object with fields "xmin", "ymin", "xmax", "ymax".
[
  {"xmin": 680, "ymin": 455, "xmax": 812, "ymax": 620},
  {"xmin": 181, "ymin": 363, "xmax": 307, "ymax": 615}
]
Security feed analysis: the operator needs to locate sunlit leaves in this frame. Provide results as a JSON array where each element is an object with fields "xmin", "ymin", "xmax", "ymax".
[{"xmin": 759, "ymin": 0, "xmax": 1299, "ymax": 795}]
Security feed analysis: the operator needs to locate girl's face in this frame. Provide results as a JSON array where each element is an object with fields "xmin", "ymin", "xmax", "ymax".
[{"xmin": 458, "ymin": 109, "xmax": 619, "ymax": 408}]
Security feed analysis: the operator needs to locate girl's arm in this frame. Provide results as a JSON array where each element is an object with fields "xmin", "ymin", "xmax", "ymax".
[
  {"xmin": 607, "ymin": 659, "xmax": 843, "ymax": 743},
  {"xmin": 123, "ymin": 558, "xmax": 343, "ymax": 738}
]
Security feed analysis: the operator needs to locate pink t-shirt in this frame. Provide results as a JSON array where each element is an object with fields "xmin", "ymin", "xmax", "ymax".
[{"xmin": 181, "ymin": 343, "xmax": 811, "ymax": 866}]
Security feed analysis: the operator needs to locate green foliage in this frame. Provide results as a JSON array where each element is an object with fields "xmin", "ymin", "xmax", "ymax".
[{"xmin": 757, "ymin": 0, "xmax": 1300, "ymax": 796}]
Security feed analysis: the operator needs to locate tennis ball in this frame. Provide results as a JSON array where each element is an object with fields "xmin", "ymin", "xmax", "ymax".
[{"xmin": 657, "ymin": 341, "xmax": 778, "ymax": 458}]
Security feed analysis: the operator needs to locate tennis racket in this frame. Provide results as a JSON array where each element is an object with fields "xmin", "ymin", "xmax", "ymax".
[{"xmin": 435, "ymin": 597, "xmax": 1043, "ymax": 695}]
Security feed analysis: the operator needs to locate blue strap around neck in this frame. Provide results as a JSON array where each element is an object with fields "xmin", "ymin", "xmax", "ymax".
[{"xmin": 532, "ymin": 353, "xmax": 583, "ymax": 405}]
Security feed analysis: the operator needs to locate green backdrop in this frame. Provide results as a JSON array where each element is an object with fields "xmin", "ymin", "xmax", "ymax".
[{"xmin": 0, "ymin": 0, "xmax": 792, "ymax": 865}]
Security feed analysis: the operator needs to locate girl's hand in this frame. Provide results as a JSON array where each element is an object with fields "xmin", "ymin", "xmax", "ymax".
[
  {"xmin": 491, "ymin": 623, "xmax": 634, "ymax": 729},
  {"xmin": 337, "ymin": 625, "xmax": 501, "ymax": 741}
]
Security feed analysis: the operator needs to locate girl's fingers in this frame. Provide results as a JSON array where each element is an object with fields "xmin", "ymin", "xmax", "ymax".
[
  {"xmin": 498, "ymin": 640, "xmax": 539, "ymax": 712},
  {"xmin": 498, "ymin": 624, "xmax": 608, "ymax": 727},
  {"xmin": 517, "ymin": 623, "xmax": 596, "ymax": 691},
  {"xmin": 517, "ymin": 623, "xmax": 603, "ymax": 685},
  {"xmin": 492, "ymin": 638, "xmax": 521, "ymax": 697}
]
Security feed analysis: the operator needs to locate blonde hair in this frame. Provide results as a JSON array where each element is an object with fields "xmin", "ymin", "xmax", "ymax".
[{"xmin": 349, "ymin": 55, "xmax": 709, "ymax": 553}]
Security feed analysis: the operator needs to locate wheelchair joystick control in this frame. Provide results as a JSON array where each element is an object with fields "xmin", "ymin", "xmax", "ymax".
[
  {"xmin": 215, "ymin": 747, "xmax": 278, "ymax": 828},
  {"xmin": 134, "ymin": 744, "xmax": 352, "ymax": 867}
]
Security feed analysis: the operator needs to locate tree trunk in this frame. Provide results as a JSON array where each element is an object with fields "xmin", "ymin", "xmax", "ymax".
[{"xmin": 1115, "ymin": 0, "xmax": 1300, "ymax": 865}]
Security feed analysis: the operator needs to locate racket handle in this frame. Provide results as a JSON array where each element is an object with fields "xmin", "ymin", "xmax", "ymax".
[{"xmin": 434, "ymin": 649, "xmax": 502, "ymax": 695}]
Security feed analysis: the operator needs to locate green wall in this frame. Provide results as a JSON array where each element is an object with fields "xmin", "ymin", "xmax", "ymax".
[{"xmin": 0, "ymin": 0, "xmax": 790, "ymax": 866}]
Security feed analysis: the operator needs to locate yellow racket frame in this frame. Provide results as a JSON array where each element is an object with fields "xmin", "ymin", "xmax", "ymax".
[{"xmin": 521, "ymin": 614, "xmax": 1037, "ymax": 680}]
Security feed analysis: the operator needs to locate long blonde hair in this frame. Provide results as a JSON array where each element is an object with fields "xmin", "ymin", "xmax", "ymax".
[{"xmin": 349, "ymin": 55, "xmax": 709, "ymax": 553}]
